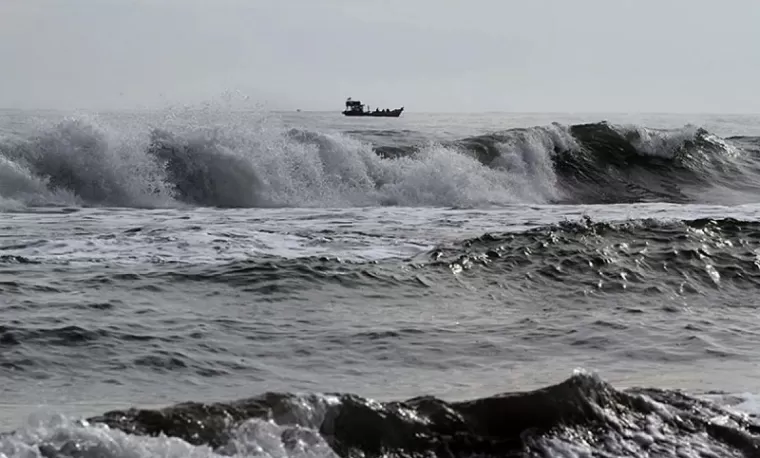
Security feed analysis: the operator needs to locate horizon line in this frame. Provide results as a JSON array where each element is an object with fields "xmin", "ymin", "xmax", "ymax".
[{"xmin": 2, "ymin": 107, "xmax": 760, "ymax": 116}]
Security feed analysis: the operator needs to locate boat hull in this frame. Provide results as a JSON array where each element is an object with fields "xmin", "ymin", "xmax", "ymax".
[{"xmin": 342, "ymin": 108, "xmax": 404, "ymax": 117}]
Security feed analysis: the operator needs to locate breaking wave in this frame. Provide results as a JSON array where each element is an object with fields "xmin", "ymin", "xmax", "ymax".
[
  {"xmin": 1, "ymin": 116, "xmax": 760, "ymax": 209},
  {"xmin": 2, "ymin": 371, "xmax": 759, "ymax": 457}
]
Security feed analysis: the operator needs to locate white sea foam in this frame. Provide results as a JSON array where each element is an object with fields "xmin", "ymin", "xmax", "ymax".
[{"xmin": 0, "ymin": 113, "xmax": 575, "ymax": 209}]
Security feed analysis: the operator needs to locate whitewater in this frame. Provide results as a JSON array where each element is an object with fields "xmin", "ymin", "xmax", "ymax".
[
  {"xmin": 3, "ymin": 108, "xmax": 760, "ymax": 457},
  {"xmin": 4, "ymin": 110, "xmax": 760, "ymax": 210}
]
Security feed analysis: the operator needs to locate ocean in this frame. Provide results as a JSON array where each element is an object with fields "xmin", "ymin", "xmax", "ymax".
[{"xmin": 1, "ymin": 108, "xmax": 760, "ymax": 457}]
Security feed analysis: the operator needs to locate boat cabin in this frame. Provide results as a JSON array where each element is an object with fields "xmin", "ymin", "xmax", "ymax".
[{"xmin": 344, "ymin": 98, "xmax": 366, "ymax": 114}]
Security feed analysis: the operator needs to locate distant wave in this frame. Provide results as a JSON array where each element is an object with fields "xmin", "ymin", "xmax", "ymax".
[
  {"xmin": 2, "ymin": 117, "xmax": 760, "ymax": 209},
  {"xmin": 4, "ymin": 371, "xmax": 757, "ymax": 457}
]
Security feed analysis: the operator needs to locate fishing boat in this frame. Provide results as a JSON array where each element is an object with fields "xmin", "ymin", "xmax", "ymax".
[{"xmin": 342, "ymin": 98, "xmax": 404, "ymax": 117}]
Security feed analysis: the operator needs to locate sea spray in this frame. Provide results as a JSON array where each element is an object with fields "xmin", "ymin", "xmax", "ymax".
[{"xmin": 0, "ymin": 113, "xmax": 755, "ymax": 208}]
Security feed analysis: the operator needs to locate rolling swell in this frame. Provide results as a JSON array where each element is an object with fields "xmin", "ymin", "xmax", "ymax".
[
  {"xmin": 419, "ymin": 216, "xmax": 760, "ymax": 299},
  {"xmin": 18, "ymin": 216, "xmax": 758, "ymax": 301},
  {"xmin": 18, "ymin": 372, "xmax": 759, "ymax": 457},
  {"xmin": 1, "ymin": 117, "xmax": 758, "ymax": 208}
]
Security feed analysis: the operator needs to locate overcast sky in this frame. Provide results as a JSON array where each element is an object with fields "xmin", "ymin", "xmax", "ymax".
[{"xmin": 2, "ymin": 0, "xmax": 759, "ymax": 113}]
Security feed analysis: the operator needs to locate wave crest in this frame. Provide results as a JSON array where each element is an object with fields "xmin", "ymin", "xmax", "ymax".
[
  {"xmin": 1, "ymin": 116, "xmax": 758, "ymax": 209},
  {"xmin": 5, "ymin": 372, "xmax": 757, "ymax": 457},
  {"xmin": 1, "ymin": 118, "xmax": 174, "ymax": 207},
  {"xmin": 423, "ymin": 216, "xmax": 760, "ymax": 295}
]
